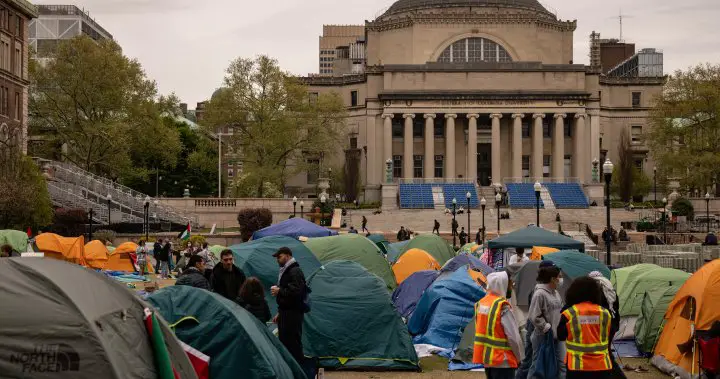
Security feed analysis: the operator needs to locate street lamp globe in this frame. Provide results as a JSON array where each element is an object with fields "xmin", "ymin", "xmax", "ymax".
[
  {"xmin": 144, "ymin": 196, "xmax": 151, "ymax": 204},
  {"xmin": 534, "ymin": 181, "xmax": 542, "ymax": 193},
  {"xmin": 706, "ymin": 192, "xmax": 711, "ymax": 200},
  {"xmin": 662, "ymin": 197, "xmax": 667, "ymax": 205},
  {"xmin": 466, "ymin": 192, "xmax": 471, "ymax": 200},
  {"xmin": 603, "ymin": 159, "xmax": 614, "ymax": 174},
  {"xmin": 452, "ymin": 198, "xmax": 457, "ymax": 205},
  {"xmin": 293, "ymin": 196, "xmax": 298, "ymax": 203},
  {"xmin": 106, "ymin": 194, "xmax": 112, "ymax": 201},
  {"xmin": 495, "ymin": 193, "xmax": 502, "ymax": 203},
  {"xmin": 320, "ymin": 195, "xmax": 326, "ymax": 204},
  {"xmin": 300, "ymin": 200, "xmax": 304, "ymax": 207},
  {"xmin": 481, "ymin": 197, "xmax": 486, "ymax": 207}
]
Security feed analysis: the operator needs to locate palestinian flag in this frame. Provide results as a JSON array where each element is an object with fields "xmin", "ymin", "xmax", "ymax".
[
  {"xmin": 179, "ymin": 223, "xmax": 191, "ymax": 241},
  {"xmin": 144, "ymin": 308, "xmax": 179, "ymax": 379}
]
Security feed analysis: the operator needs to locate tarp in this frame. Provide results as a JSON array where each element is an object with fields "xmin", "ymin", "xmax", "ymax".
[
  {"xmin": 34, "ymin": 233, "xmax": 86, "ymax": 265},
  {"xmin": 0, "ymin": 258, "xmax": 197, "ymax": 379},
  {"xmin": 408, "ymin": 266, "xmax": 486, "ymax": 349},
  {"xmin": 104, "ymin": 242, "xmax": 140, "ymax": 272},
  {"xmin": 530, "ymin": 246, "xmax": 559, "ymax": 260},
  {"xmin": 367, "ymin": 234, "xmax": 391, "ymax": 255},
  {"xmin": 229, "ymin": 235, "xmax": 321, "ymax": 315},
  {"xmin": 303, "ymin": 261, "xmax": 419, "ymax": 370},
  {"xmin": 304, "ymin": 234, "xmax": 396, "ymax": 290},
  {"xmin": 391, "ymin": 270, "xmax": 440, "ymax": 319},
  {"xmin": 148, "ymin": 285, "xmax": 305, "ymax": 379},
  {"xmin": 392, "ymin": 248, "xmax": 441, "ymax": 284},
  {"xmin": 252, "ymin": 218, "xmax": 337, "ymax": 240},
  {"xmin": 84, "ymin": 240, "xmax": 110, "ymax": 269},
  {"xmin": 652, "ymin": 260, "xmax": 720, "ymax": 379},
  {"xmin": 612, "ymin": 264, "xmax": 690, "ymax": 317},
  {"xmin": 635, "ymin": 284, "xmax": 682, "ymax": 353},
  {"xmin": 400, "ymin": 234, "xmax": 456, "ymax": 266},
  {"xmin": 488, "ymin": 226, "xmax": 585, "ymax": 252},
  {"xmin": 0, "ymin": 229, "xmax": 28, "ymax": 252}
]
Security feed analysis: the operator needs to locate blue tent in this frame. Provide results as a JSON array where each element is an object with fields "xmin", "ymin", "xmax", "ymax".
[
  {"xmin": 407, "ymin": 266, "xmax": 486, "ymax": 349},
  {"xmin": 387, "ymin": 240, "xmax": 410, "ymax": 263},
  {"xmin": 252, "ymin": 218, "xmax": 337, "ymax": 240},
  {"xmin": 441, "ymin": 254, "xmax": 494, "ymax": 277},
  {"xmin": 392, "ymin": 270, "xmax": 440, "ymax": 319}
]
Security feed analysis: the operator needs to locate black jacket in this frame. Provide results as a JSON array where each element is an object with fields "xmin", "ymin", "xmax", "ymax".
[
  {"xmin": 176, "ymin": 267, "xmax": 210, "ymax": 290},
  {"xmin": 277, "ymin": 262, "xmax": 307, "ymax": 312},
  {"xmin": 211, "ymin": 264, "xmax": 246, "ymax": 300},
  {"xmin": 236, "ymin": 294, "xmax": 272, "ymax": 323}
]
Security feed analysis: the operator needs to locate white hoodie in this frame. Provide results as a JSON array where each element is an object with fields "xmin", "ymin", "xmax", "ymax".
[{"xmin": 485, "ymin": 271, "xmax": 524, "ymax": 366}]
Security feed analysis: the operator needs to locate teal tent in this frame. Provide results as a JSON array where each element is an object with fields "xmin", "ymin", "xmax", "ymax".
[
  {"xmin": 488, "ymin": 226, "xmax": 585, "ymax": 252},
  {"xmin": 0, "ymin": 230, "xmax": 28, "ymax": 253},
  {"xmin": 387, "ymin": 240, "xmax": 409, "ymax": 263},
  {"xmin": 399, "ymin": 234, "xmax": 456, "ymax": 265},
  {"xmin": 634, "ymin": 284, "xmax": 682, "ymax": 353},
  {"xmin": 541, "ymin": 250, "xmax": 610, "ymax": 280},
  {"xmin": 229, "ymin": 235, "xmax": 322, "ymax": 315},
  {"xmin": 303, "ymin": 260, "xmax": 419, "ymax": 370},
  {"xmin": 367, "ymin": 234, "xmax": 391, "ymax": 255},
  {"xmin": 148, "ymin": 286, "xmax": 306, "ymax": 379}
]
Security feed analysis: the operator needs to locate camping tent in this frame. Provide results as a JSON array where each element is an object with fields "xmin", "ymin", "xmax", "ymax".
[
  {"xmin": 229, "ymin": 235, "xmax": 322, "ymax": 315},
  {"xmin": 148, "ymin": 285, "xmax": 305, "ymax": 379},
  {"xmin": 304, "ymin": 234, "xmax": 396, "ymax": 290},
  {"xmin": 400, "ymin": 234, "xmax": 456, "ymax": 266},
  {"xmin": 635, "ymin": 284, "xmax": 682, "ymax": 353},
  {"xmin": 652, "ymin": 260, "xmax": 720, "ymax": 379},
  {"xmin": 0, "ymin": 229, "xmax": 28, "ymax": 253},
  {"xmin": 367, "ymin": 234, "xmax": 392, "ymax": 255},
  {"xmin": 392, "ymin": 248, "xmax": 441, "ymax": 284},
  {"xmin": 303, "ymin": 260, "xmax": 419, "ymax": 370},
  {"xmin": 83, "ymin": 240, "xmax": 110, "ymax": 269},
  {"xmin": 392, "ymin": 270, "xmax": 440, "ymax": 319},
  {"xmin": 488, "ymin": 226, "xmax": 585, "ymax": 252},
  {"xmin": 542, "ymin": 250, "xmax": 610, "ymax": 280},
  {"xmin": 441, "ymin": 254, "xmax": 494, "ymax": 277},
  {"xmin": 103, "ymin": 242, "xmax": 139, "ymax": 272},
  {"xmin": 408, "ymin": 266, "xmax": 486, "ymax": 349},
  {"xmin": 530, "ymin": 246, "xmax": 559, "ymax": 260},
  {"xmin": 612, "ymin": 264, "xmax": 690, "ymax": 317},
  {"xmin": 387, "ymin": 240, "xmax": 410, "ymax": 263},
  {"xmin": 458, "ymin": 243, "xmax": 481, "ymax": 255},
  {"xmin": 34, "ymin": 233, "xmax": 86, "ymax": 265},
  {"xmin": 252, "ymin": 218, "xmax": 337, "ymax": 240},
  {"xmin": 209, "ymin": 245, "xmax": 226, "ymax": 256},
  {"xmin": 0, "ymin": 258, "xmax": 197, "ymax": 378}
]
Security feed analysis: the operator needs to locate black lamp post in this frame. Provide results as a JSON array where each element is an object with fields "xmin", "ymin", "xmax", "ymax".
[
  {"xmin": 466, "ymin": 191, "xmax": 471, "ymax": 235},
  {"xmin": 662, "ymin": 197, "xmax": 668, "ymax": 243},
  {"xmin": 653, "ymin": 166, "xmax": 657, "ymax": 222},
  {"xmin": 300, "ymin": 200, "xmax": 304, "ymax": 219},
  {"xmin": 706, "ymin": 192, "xmax": 711, "ymax": 233},
  {"xmin": 320, "ymin": 195, "xmax": 327, "ymax": 227},
  {"xmin": 106, "ymin": 194, "xmax": 112, "ymax": 226},
  {"xmin": 534, "ymin": 181, "xmax": 542, "ymax": 226},
  {"xmin": 495, "ymin": 192, "xmax": 501, "ymax": 236},
  {"xmin": 480, "ymin": 197, "xmax": 486, "ymax": 244},
  {"xmin": 88, "ymin": 208, "xmax": 93, "ymax": 240},
  {"xmin": 603, "ymin": 159, "xmax": 614, "ymax": 266},
  {"xmin": 293, "ymin": 196, "xmax": 297, "ymax": 217},
  {"xmin": 144, "ymin": 196, "xmax": 150, "ymax": 241},
  {"xmin": 452, "ymin": 198, "xmax": 457, "ymax": 247}
]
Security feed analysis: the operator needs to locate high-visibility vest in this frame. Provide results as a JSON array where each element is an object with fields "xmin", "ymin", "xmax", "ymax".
[
  {"xmin": 561, "ymin": 302, "xmax": 612, "ymax": 371},
  {"xmin": 472, "ymin": 293, "xmax": 518, "ymax": 368}
]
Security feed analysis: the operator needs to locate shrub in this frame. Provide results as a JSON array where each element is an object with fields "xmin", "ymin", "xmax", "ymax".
[
  {"xmin": 93, "ymin": 229, "xmax": 116, "ymax": 244},
  {"xmin": 237, "ymin": 208, "xmax": 273, "ymax": 242},
  {"xmin": 51, "ymin": 208, "xmax": 88, "ymax": 236},
  {"xmin": 671, "ymin": 197, "xmax": 694, "ymax": 220}
]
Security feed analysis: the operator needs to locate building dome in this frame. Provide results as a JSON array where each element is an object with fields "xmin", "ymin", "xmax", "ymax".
[{"xmin": 383, "ymin": 0, "xmax": 553, "ymax": 17}]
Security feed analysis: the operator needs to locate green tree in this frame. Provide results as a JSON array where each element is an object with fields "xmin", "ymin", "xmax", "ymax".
[
  {"xmin": 29, "ymin": 35, "xmax": 179, "ymax": 182},
  {"xmin": 647, "ymin": 64, "xmax": 720, "ymax": 195},
  {"xmin": 203, "ymin": 55, "xmax": 347, "ymax": 197}
]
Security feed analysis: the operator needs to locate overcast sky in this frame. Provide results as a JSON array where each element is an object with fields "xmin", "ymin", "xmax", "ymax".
[{"xmin": 35, "ymin": 0, "xmax": 720, "ymax": 107}]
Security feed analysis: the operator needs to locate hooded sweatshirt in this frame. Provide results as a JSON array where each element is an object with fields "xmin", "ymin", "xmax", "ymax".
[
  {"xmin": 528, "ymin": 283, "xmax": 564, "ymax": 338},
  {"xmin": 485, "ymin": 271, "xmax": 524, "ymax": 366}
]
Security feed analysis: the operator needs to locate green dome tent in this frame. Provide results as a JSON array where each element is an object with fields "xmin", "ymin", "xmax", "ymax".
[
  {"xmin": 148, "ymin": 286, "xmax": 306, "ymax": 379},
  {"xmin": 304, "ymin": 234, "xmax": 396, "ymax": 290},
  {"xmin": 303, "ymin": 260, "xmax": 419, "ymax": 370},
  {"xmin": 634, "ymin": 284, "xmax": 683, "ymax": 353},
  {"xmin": 399, "ymin": 234, "xmax": 456, "ymax": 266},
  {"xmin": 542, "ymin": 250, "xmax": 610, "ymax": 280},
  {"xmin": 0, "ymin": 230, "xmax": 28, "ymax": 253},
  {"xmin": 367, "ymin": 234, "xmax": 391, "ymax": 255},
  {"xmin": 611, "ymin": 264, "xmax": 690, "ymax": 317},
  {"xmin": 229, "ymin": 236, "xmax": 322, "ymax": 315},
  {"xmin": 208, "ymin": 245, "xmax": 226, "ymax": 256}
]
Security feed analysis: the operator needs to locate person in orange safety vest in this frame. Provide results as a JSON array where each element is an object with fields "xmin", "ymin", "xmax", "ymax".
[
  {"xmin": 557, "ymin": 276, "xmax": 613, "ymax": 379},
  {"xmin": 473, "ymin": 270, "xmax": 523, "ymax": 379}
]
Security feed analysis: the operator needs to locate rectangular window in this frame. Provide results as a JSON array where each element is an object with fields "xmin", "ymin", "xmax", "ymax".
[
  {"xmin": 564, "ymin": 155, "xmax": 572, "ymax": 178},
  {"xmin": 542, "ymin": 119, "xmax": 551, "ymax": 138},
  {"xmin": 14, "ymin": 91, "xmax": 19, "ymax": 120},
  {"xmin": 522, "ymin": 155, "xmax": 530, "ymax": 178},
  {"xmin": 349, "ymin": 137, "xmax": 357, "ymax": 149},
  {"xmin": 413, "ymin": 155, "xmax": 423, "ymax": 178},
  {"xmin": 391, "ymin": 118, "xmax": 403, "ymax": 138},
  {"xmin": 634, "ymin": 159, "xmax": 643, "ymax": 170},
  {"xmin": 631, "ymin": 125, "xmax": 642, "ymax": 142},
  {"xmin": 564, "ymin": 119, "xmax": 572, "ymax": 137},
  {"xmin": 434, "ymin": 155, "xmax": 444, "ymax": 178},
  {"xmin": 350, "ymin": 90, "xmax": 358, "ymax": 107},
  {"xmin": 15, "ymin": 15, "xmax": 20, "ymax": 36},
  {"xmin": 306, "ymin": 159, "xmax": 320, "ymax": 184},
  {"xmin": 632, "ymin": 92, "xmax": 641, "ymax": 107},
  {"xmin": 413, "ymin": 116, "xmax": 423, "ymax": 138},
  {"xmin": 521, "ymin": 121, "xmax": 530, "ymax": 138},
  {"xmin": 393, "ymin": 155, "xmax": 402, "ymax": 178},
  {"xmin": 227, "ymin": 168, "xmax": 234, "ymax": 178},
  {"xmin": 543, "ymin": 155, "xmax": 551, "ymax": 178},
  {"xmin": 434, "ymin": 122, "xmax": 443, "ymax": 138}
]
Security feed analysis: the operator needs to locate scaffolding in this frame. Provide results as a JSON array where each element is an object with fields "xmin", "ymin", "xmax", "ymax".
[{"xmin": 589, "ymin": 31, "xmax": 601, "ymax": 72}]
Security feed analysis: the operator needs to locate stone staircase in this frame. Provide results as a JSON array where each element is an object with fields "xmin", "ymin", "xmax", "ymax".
[
  {"xmin": 540, "ymin": 186, "xmax": 555, "ymax": 209},
  {"xmin": 565, "ymin": 230, "xmax": 597, "ymax": 250},
  {"xmin": 477, "ymin": 186, "xmax": 496, "ymax": 204}
]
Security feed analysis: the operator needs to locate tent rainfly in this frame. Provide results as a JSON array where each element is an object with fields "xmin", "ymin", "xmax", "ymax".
[{"xmin": 488, "ymin": 226, "xmax": 585, "ymax": 252}]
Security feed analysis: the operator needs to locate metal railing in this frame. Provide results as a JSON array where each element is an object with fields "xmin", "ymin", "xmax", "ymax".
[
  {"xmin": 398, "ymin": 178, "xmax": 475, "ymax": 184},
  {"xmin": 503, "ymin": 177, "xmax": 581, "ymax": 184}
]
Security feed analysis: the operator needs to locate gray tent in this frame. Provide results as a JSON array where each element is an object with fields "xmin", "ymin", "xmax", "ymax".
[{"xmin": 0, "ymin": 258, "xmax": 197, "ymax": 379}]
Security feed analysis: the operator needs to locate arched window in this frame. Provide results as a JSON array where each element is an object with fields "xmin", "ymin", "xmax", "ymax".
[{"xmin": 437, "ymin": 37, "xmax": 513, "ymax": 63}]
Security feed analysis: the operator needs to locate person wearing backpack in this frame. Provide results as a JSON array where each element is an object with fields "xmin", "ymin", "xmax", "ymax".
[{"xmin": 270, "ymin": 246, "xmax": 308, "ymax": 367}]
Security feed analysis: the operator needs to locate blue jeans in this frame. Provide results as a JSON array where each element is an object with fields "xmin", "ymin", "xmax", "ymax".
[
  {"xmin": 527, "ymin": 332, "xmax": 566, "ymax": 379},
  {"xmin": 515, "ymin": 320, "xmax": 535, "ymax": 379}
]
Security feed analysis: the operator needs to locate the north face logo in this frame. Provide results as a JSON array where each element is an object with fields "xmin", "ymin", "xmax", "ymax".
[{"xmin": 9, "ymin": 343, "xmax": 80, "ymax": 373}]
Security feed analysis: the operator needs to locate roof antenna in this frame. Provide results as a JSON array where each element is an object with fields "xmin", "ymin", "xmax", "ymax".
[{"xmin": 614, "ymin": 9, "xmax": 633, "ymax": 42}]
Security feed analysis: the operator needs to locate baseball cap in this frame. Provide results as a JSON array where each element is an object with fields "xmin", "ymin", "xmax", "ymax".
[
  {"xmin": 272, "ymin": 247, "xmax": 293, "ymax": 257},
  {"xmin": 539, "ymin": 259, "xmax": 556, "ymax": 268}
]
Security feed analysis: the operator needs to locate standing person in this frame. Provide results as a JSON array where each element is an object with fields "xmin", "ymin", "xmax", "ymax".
[
  {"xmin": 557, "ymin": 277, "xmax": 613, "ymax": 379},
  {"xmin": 473, "ymin": 271, "xmax": 523, "ymax": 379},
  {"xmin": 136, "ymin": 240, "xmax": 148, "ymax": 275},
  {"xmin": 361, "ymin": 215, "xmax": 368, "ymax": 233},
  {"xmin": 433, "ymin": 219, "xmax": 440, "ymax": 235},
  {"xmin": 451, "ymin": 218, "xmax": 459, "ymax": 239},
  {"xmin": 175, "ymin": 255, "xmax": 210, "ymax": 290},
  {"xmin": 236, "ymin": 277, "xmax": 272, "ymax": 323},
  {"xmin": 271, "ymin": 247, "xmax": 308, "ymax": 367},
  {"xmin": 588, "ymin": 271, "xmax": 625, "ymax": 378},
  {"xmin": 508, "ymin": 248, "xmax": 529, "ymax": 265},
  {"xmin": 397, "ymin": 226, "xmax": 408, "ymax": 241},
  {"xmin": 515, "ymin": 282, "xmax": 540, "ymax": 379},
  {"xmin": 211, "ymin": 249, "xmax": 246, "ymax": 300},
  {"xmin": 459, "ymin": 227, "xmax": 468, "ymax": 245},
  {"xmin": 157, "ymin": 242, "xmax": 171, "ymax": 279},
  {"xmin": 601, "ymin": 227, "xmax": 612, "ymax": 251},
  {"xmin": 153, "ymin": 238, "xmax": 163, "ymax": 273},
  {"xmin": 527, "ymin": 260, "xmax": 566, "ymax": 379},
  {"xmin": 476, "ymin": 227, "xmax": 484, "ymax": 244}
]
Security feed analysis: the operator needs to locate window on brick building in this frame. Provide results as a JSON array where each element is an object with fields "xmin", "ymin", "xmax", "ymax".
[
  {"xmin": 632, "ymin": 92, "xmax": 641, "ymax": 107},
  {"xmin": 413, "ymin": 155, "xmax": 423, "ymax": 178},
  {"xmin": 434, "ymin": 155, "xmax": 444, "ymax": 178},
  {"xmin": 350, "ymin": 90, "xmax": 358, "ymax": 107},
  {"xmin": 393, "ymin": 155, "xmax": 402, "ymax": 178}
]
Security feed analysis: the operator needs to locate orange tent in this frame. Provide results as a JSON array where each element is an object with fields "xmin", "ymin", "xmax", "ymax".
[
  {"xmin": 652, "ymin": 260, "xmax": 720, "ymax": 377},
  {"xmin": 530, "ymin": 246, "xmax": 559, "ymax": 260},
  {"xmin": 83, "ymin": 240, "xmax": 110, "ymax": 269},
  {"xmin": 392, "ymin": 248, "xmax": 441, "ymax": 284},
  {"xmin": 467, "ymin": 267, "xmax": 487, "ymax": 285},
  {"xmin": 34, "ymin": 233, "xmax": 86, "ymax": 266},
  {"xmin": 103, "ymin": 242, "xmax": 146, "ymax": 273}
]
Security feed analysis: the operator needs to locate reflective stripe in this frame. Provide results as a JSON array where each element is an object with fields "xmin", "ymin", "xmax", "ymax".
[
  {"xmin": 568, "ymin": 306, "xmax": 583, "ymax": 370},
  {"xmin": 566, "ymin": 341, "xmax": 609, "ymax": 353},
  {"xmin": 599, "ymin": 309, "xmax": 609, "ymax": 344},
  {"xmin": 484, "ymin": 297, "xmax": 503, "ymax": 364},
  {"xmin": 474, "ymin": 335, "xmax": 511, "ymax": 348},
  {"xmin": 578, "ymin": 315, "xmax": 600, "ymax": 324}
]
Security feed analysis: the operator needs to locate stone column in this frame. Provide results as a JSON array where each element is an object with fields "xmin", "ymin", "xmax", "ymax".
[
  {"xmin": 490, "ymin": 113, "xmax": 502, "ymax": 185},
  {"xmin": 574, "ymin": 114, "xmax": 587, "ymax": 182},
  {"xmin": 589, "ymin": 111, "xmax": 600, "ymax": 173},
  {"xmin": 445, "ymin": 114, "xmax": 457, "ymax": 179},
  {"xmin": 403, "ymin": 113, "xmax": 415, "ymax": 179},
  {"xmin": 532, "ymin": 113, "xmax": 545, "ymax": 180},
  {"xmin": 423, "ymin": 114, "xmax": 436, "ymax": 178},
  {"xmin": 511, "ymin": 114, "xmax": 524, "ymax": 180},
  {"xmin": 382, "ymin": 114, "xmax": 393, "ymax": 167},
  {"xmin": 366, "ymin": 115, "xmax": 377, "ymax": 184},
  {"xmin": 467, "ymin": 113, "xmax": 479, "ymax": 183},
  {"xmin": 553, "ymin": 113, "xmax": 567, "ymax": 180}
]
